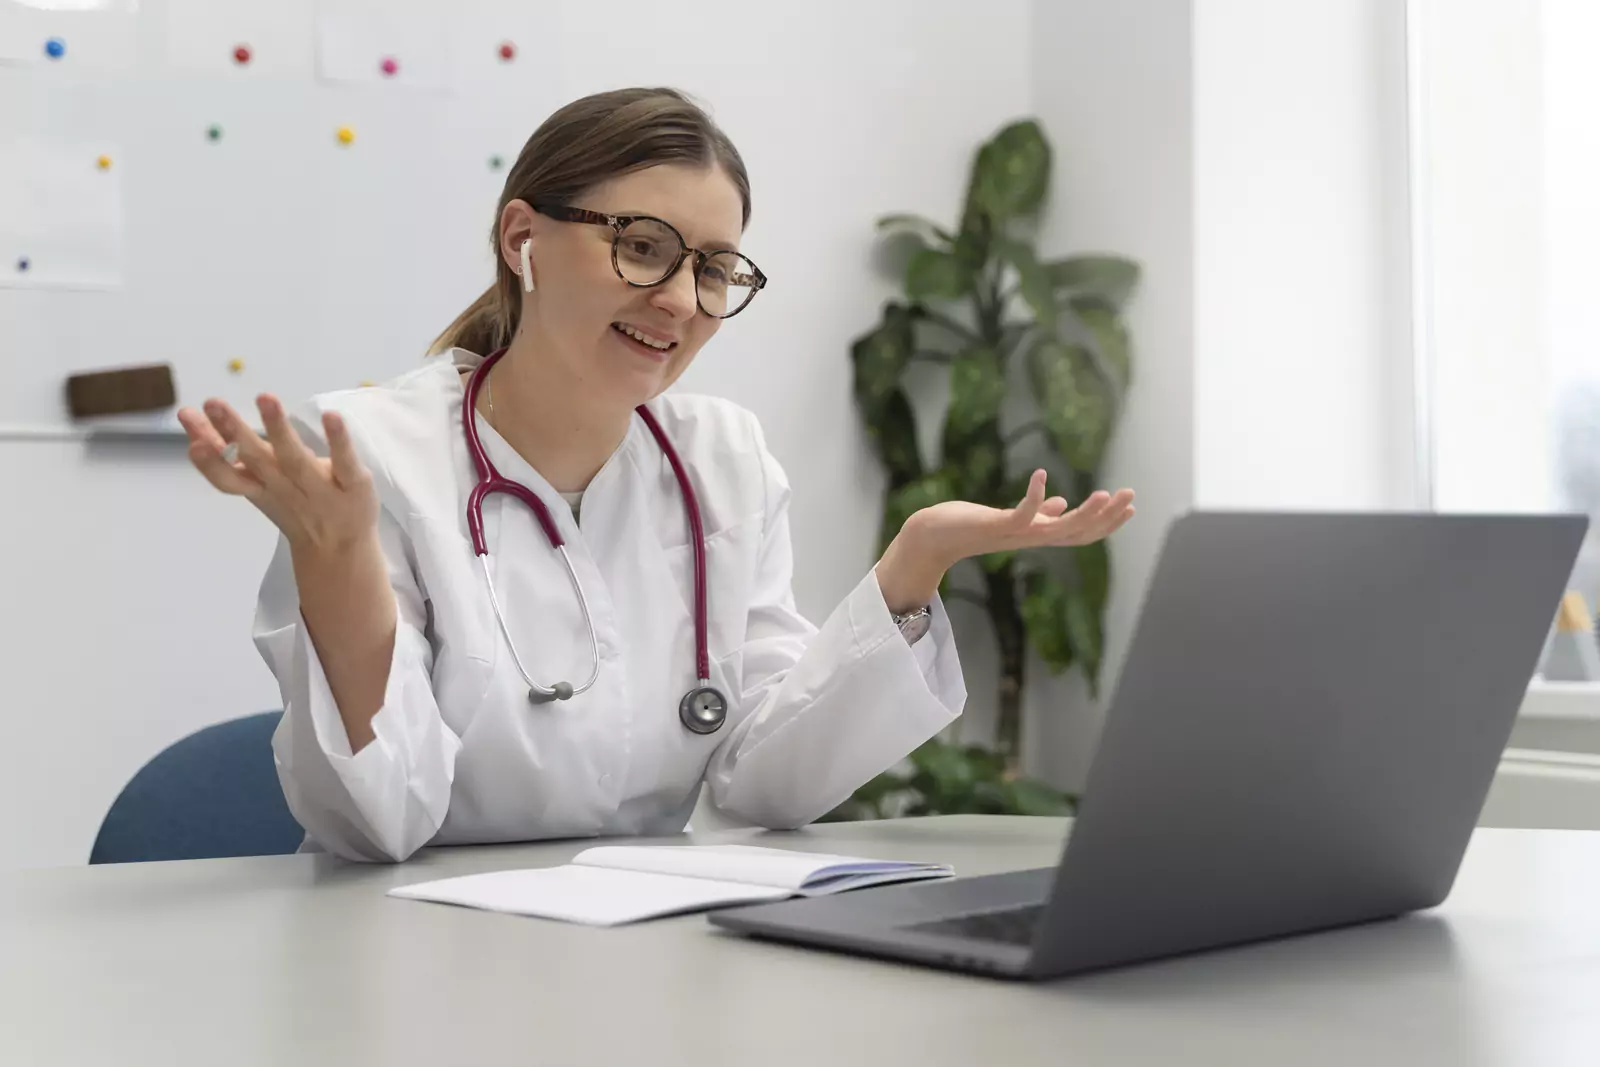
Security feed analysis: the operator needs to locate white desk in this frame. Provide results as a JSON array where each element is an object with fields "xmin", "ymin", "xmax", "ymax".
[{"xmin": 3, "ymin": 816, "xmax": 1600, "ymax": 1066}]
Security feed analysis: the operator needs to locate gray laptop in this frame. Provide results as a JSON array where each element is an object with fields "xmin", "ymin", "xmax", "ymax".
[{"xmin": 708, "ymin": 511, "xmax": 1587, "ymax": 979}]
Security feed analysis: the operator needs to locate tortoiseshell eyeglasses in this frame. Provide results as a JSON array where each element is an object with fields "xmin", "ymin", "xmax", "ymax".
[{"xmin": 531, "ymin": 202, "xmax": 766, "ymax": 320}]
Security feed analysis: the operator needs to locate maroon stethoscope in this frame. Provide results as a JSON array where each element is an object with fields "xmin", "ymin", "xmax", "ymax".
[{"xmin": 461, "ymin": 347, "xmax": 727, "ymax": 735}]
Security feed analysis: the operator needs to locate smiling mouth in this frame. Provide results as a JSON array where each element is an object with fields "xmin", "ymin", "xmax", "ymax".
[{"xmin": 611, "ymin": 322, "xmax": 677, "ymax": 357}]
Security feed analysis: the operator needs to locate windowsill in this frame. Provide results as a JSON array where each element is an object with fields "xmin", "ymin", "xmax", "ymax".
[
  {"xmin": 1521, "ymin": 679, "xmax": 1600, "ymax": 721},
  {"xmin": 1513, "ymin": 679, "xmax": 1600, "ymax": 755}
]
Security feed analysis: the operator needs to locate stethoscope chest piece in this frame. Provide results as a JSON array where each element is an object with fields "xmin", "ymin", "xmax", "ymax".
[{"xmin": 679, "ymin": 684, "xmax": 728, "ymax": 735}]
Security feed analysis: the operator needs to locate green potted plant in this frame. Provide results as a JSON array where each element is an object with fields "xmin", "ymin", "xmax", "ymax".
[{"xmin": 829, "ymin": 118, "xmax": 1140, "ymax": 820}]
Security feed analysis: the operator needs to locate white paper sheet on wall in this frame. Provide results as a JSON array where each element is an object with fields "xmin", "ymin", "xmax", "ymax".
[
  {"xmin": 313, "ymin": 0, "xmax": 453, "ymax": 91},
  {"xmin": 0, "ymin": 137, "xmax": 123, "ymax": 289},
  {"xmin": 0, "ymin": 0, "xmax": 139, "ymax": 69},
  {"xmin": 162, "ymin": 0, "xmax": 315, "ymax": 77}
]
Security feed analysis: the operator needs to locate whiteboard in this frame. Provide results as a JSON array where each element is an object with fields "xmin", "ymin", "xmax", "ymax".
[{"xmin": 0, "ymin": 0, "xmax": 561, "ymax": 435}]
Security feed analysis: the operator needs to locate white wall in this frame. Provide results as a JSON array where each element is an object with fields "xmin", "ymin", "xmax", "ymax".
[
  {"xmin": 0, "ymin": 0, "xmax": 1035, "ymax": 868},
  {"xmin": 1193, "ymin": 0, "xmax": 1414, "ymax": 512},
  {"xmin": 1023, "ymin": 0, "xmax": 1417, "ymax": 792},
  {"xmin": 1025, "ymin": 0, "xmax": 1196, "ymax": 787}
]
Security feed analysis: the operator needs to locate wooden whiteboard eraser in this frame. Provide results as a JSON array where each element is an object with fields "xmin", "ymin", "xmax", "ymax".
[{"xmin": 65, "ymin": 364, "xmax": 177, "ymax": 419}]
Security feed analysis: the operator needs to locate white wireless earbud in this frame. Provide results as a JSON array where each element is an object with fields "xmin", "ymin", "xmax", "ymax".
[{"xmin": 519, "ymin": 238, "xmax": 535, "ymax": 293}]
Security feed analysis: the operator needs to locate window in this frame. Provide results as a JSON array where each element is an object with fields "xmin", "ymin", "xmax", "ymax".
[{"xmin": 1410, "ymin": 0, "xmax": 1600, "ymax": 691}]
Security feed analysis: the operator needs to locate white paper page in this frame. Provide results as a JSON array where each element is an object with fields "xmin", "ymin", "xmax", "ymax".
[
  {"xmin": 313, "ymin": 0, "xmax": 452, "ymax": 91},
  {"xmin": 0, "ymin": 136, "xmax": 122, "ymax": 289},
  {"xmin": 573, "ymin": 844, "xmax": 951, "ymax": 892},
  {"xmin": 0, "ymin": 0, "xmax": 137, "ymax": 69},
  {"xmin": 387, "ymin": 865, "xmax": 794, "ymax": 926},
  {"xmin": 162, "ymin": 0, "xmax": 314, "ymax": 77}
]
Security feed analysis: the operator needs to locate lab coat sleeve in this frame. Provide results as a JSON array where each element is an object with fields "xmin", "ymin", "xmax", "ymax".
[
  {"xmin": 252, "ymin": 413, "xmax": 463, "ymax": 864},
  {"xmin": 702, "ymin": 418, "xmax": 967, "ymax": 829}
]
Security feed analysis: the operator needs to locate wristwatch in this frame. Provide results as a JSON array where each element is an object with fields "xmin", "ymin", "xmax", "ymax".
[{"xmin": 893, "ymin": 605, "xmax": 933, "ymax": 645}]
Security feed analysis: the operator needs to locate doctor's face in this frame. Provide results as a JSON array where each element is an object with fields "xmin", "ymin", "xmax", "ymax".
[{"xmin": 527, "ymin": 163, "xmax": 747, "ymax": 407}]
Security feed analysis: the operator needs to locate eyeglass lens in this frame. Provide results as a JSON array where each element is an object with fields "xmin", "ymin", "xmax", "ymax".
[{"xmin": 614, "ymin": 218, "xmax": 759, "ymax": 318}]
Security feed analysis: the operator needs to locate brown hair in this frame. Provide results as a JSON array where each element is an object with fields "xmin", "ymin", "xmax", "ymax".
[{"xmin": 428, "ymin": 87, "xmax": 752, "ymax": 356}]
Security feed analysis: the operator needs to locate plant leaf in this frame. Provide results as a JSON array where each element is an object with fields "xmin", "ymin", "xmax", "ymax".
[
  {"xmin": 1072, "ymin": 539, "xmax": 1109, "ymax": 619},
  {"xmin": 852, "ymin": 767, "xmax": 914, "ymax": 805},
  {"xmin": 1047, "ymin": 255, "xmax": 1141, "ymax": 309},
  {"xmin": 863, "ymin": 389, "xmax": 923, "ymax": 487},
  {"xmin": 962, "ymin": 744, "xmax": 1008, "ymax": 780},
  {"xmin": 907, "ymin": 739, "xmax": 983, "ymax": 812},
  {"xmin": 1028, "ymin": 337, "xmax": 1115, "ymax": 471},
  {"xmin": 850, "ymin": 305, "xmax": 923, "ymax": 487},
  {"xmin": 882, "ymin": 470, "xmax": 956, "ymax": 553},
  {"xmin": 1020, "ymin": 569, "xmax": 1075, "ymax": 673},
  {"xmin": 941, "ymin": 347, "xmax": 1006, "ymax": 501},
  {"xmin": 966, "ymin": 119, "xmax": 1051, "ymax": 226},
  {"xmin": 905, "ymin": 248, "xmax": 970, "ymax": 303},
  {"xmin": 1067, "ymin": 296, "xmax": 1132, "ymax": 390},
  {"xmin": 970, "ymin": 780, "xmax": 1012, "ymax": 814},
  {"xmin": 1001, "ymin": 777, "xmax": 1076, "ymax": 816},
  {"xmin": 946, "ymin": 432, "xmax": 1002, "ymax": 502},
  {"xmin": 849, "ymin": 303, "xmax": 914, "ymax": 411},
  {"xmin": 998, "ymin": 322, "xmax": 1034, "ymax": 358},
  {"xmin": 877, "ymin": 213, "xmax": 954, "ymax": 244},
  {"xmin": 978, "ymin": 549, "xmax": 1016, "ymax": 573},
  {"xmin": 998, "ymin": 238, "xmax": 1056, "ymax": 330},
  {"xmin": 945, "ymin": 346, "xmax": 1007, "ymax": 437},
  {"xmin": 991, "ymin": 472, "xmax": 1035, "ymax": 510},
  {"xmin": 909, "ymin": 739, "xmax": 975, "ymax": 789},
  {"xmin": 1064, "ymin": 584, "xmax": 1103, "ymax": 694},
  {"xmin": 952, "ymin": 223, "xmax": 988, "ymax": 275}
]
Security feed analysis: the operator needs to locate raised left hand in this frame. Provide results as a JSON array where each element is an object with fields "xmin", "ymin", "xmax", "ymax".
[
  {"xmin": 914, "ymin": 468, "xmax": 1135, "ymax": 563},
  {"xmin": 875, "ymin": 469, "xmax": 1136, "ymax": 613}
]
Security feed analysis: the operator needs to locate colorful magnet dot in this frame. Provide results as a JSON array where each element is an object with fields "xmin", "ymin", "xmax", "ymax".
[
  {"xmin": 228, "ymin": 358, "xmax": 245, "ymax": 374},
  {"xmin": 233, "ymin": 44, "xmax": 251, "ymax": 65},
  {"xmin": 96, "ymin": 155, "xmax": 112, "ymax": 171},
  {"xmin": 44, "ymin": 37, "xmax": 65, "ymax": 60},
  {"xmin": 488, "ymin": 154, "xmax": 504, "ymax": 171},
  {"xmin": 336, "ymin": 125, "xmax": 355, "ymax": 146},
  {"xmin": 360, "ymin": 380, "xmax": 375, "ymax": 388},
  {"xmin": 206, "ymin": 124, "xmax": 223, "ymax": 142},
  {"xmin": 16, "ymin": 257, "xmax": 30, "ymax": 273},
  {"xmin": 499, "ymin": 41, "xmax": 516, "ymax": 61},
  {"xmin": 379, "ymin": 56, "xmax": 398, "ymax": 76}
]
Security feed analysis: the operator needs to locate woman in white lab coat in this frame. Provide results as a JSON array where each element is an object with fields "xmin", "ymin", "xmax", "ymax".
[{"xmin": 176, "ymin": 87, "xmax": 1136, "ymax": 863}]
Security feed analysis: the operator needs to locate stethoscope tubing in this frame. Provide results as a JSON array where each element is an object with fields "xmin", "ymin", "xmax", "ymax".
[{"xmin": 460, "ymin": 348, "xmax": 721, "ymax": 728}]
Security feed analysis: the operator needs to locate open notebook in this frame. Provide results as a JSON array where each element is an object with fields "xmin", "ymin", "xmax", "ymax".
[{"xmin": 387, "ymin": 844, "xmax": 955, "ymax": 926}]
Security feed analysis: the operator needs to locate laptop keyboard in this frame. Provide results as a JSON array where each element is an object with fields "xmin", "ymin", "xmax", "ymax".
[{"xmin": 905, "ymin": 903, "xmax": 1045, "ymax": 946}]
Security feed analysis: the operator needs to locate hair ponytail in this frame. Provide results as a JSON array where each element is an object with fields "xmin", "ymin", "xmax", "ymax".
[{"xmin": 426, "ymin": 86, "xmax": 750, "ymax": 358}]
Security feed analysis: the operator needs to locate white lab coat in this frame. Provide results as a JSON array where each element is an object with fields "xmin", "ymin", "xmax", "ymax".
[{"xmin": 254, "ymin": 348, "xmax": 967, "ymax": 862}]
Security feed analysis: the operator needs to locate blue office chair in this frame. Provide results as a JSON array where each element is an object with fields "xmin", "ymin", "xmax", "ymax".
[{"xmin": 89, "ymin": 711, "xmax": 305, "ymax": 864}]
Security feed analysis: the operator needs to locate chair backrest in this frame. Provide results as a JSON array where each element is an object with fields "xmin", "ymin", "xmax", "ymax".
[{"xmin": 89, "ymin": 711, "xmax": 305, "ymax": 864}]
